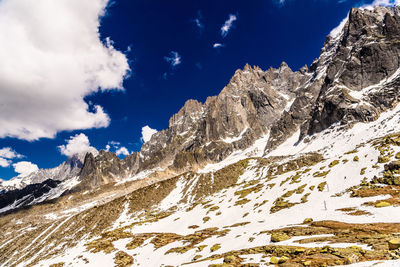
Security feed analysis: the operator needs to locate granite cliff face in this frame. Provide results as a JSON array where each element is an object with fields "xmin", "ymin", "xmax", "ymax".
[
  {"xmin": 138, "ymin": 63, "xmax": 306, "ymax": 172},
  {"xmin": 76, "ymin": 62, "xmax": 308, "ymax": 189},
  {"xmin": 74, "ymin": 6, "xmax": 400, "ymax": 191},
  {"xmin": 304, "ymin": 7, "xmax": 400, "ymax": 137}
]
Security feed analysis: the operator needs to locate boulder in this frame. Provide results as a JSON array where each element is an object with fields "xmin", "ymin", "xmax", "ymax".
[
  {"xmin": 375, "ymin": 201, "xmax": 391, "ymax": 208},
  {"xmin": 389, "ymin": 239, "xmax": 400, "ymax": 250},
  {"xmin": 271, "ymin": 232, "xmax": 291, "ymax": 242}
]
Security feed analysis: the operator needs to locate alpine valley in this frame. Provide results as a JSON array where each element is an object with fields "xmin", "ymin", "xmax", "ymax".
[{"xmin": 4, "ymin": 5, "xmax": 400, "ymax": 267}]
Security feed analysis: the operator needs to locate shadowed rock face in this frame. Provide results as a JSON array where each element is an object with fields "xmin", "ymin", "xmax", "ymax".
[
  {"xmin": 305, "ymin": 7, "xmax": 400, "ymax": 137},
  {"xmin": 75, "ymin": 151, "xmax": 140, "ymax": 191},
  {"xmin": 266, "ymin": 6, "xmax": 400, "ymax": 151},
  {"xmin": 0, "ymin": 153, "xmax": 85, "ymax": 194},
  {"xmin": 0, "ymin": 179, "xmax": 60, "ymax": 211},
  {"xmin": 68, "ymin": 6, "xmax": 400, "ymax": 190}
]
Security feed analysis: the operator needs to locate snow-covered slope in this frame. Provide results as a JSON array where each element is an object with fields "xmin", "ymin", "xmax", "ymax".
[
  {"xmin": 2, "ymin": 103, "xmax": 400, "ymax": 266},
  {"xmin": 2, "ymin": 5, "xmax": 400, "ymax": 267}
]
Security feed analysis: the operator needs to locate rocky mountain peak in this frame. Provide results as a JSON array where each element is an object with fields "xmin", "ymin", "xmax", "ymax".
[
  {"xmin": 303, "ymin": 6, "xmax": 400, "ymax": 137},
  {"xmin": 8, "ymin": 4, "xmax": 400, "ymax": 203},
  {"xmin": 168, "ymin": 99, "xmax": 204, "ymax": 130},
  {"xmin": 226, "ymin": 64, "xmax": 265, "ymax": 91},
  {"xmin": 279, "ymin": 61, "xmax": 289, "ymax": 70}
]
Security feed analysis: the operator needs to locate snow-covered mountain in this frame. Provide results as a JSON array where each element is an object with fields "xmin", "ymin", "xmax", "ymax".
[
  {"xmin": 0, "ymin": 153, "xmax": 84, "ymax": 192},
  {"xmin": 0, "ymin": 154, "xmax": 84, "ymax": 213},
  {"xmin": 2, "ymin": 5, "xmax": 400, "ymax": 267}
]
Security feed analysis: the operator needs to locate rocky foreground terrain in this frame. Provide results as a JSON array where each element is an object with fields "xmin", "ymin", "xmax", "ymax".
[{"xmin": 2, "ymin": 5, "xmax": 400, "ymax": 267}]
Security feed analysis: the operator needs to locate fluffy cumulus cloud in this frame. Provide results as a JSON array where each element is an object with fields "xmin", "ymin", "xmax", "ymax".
[
  {"xmin": 116, "ymin": 147, "xmax": 130, "ymax": 156},
  {"xmin": 13, "ymin": 161, "xmax": 39, "ymax": 177},
  {"xmin": 105, "ymin": 141, "xmax": 129, "ymax": 156},
  {"xmin": 221, "ymin": 14, "xmax": 237, "ymax": 37},
  {"xmin": 0, "ymin": 147, "xmax": 23, "ymax": 167},
  {"xmin": 105, "ymin": 141, "xmax": 120, "ymax": 151},
  {"xmin": 0, "ymin": 0, "xmax": 130, "ymax": 141},
  {"xmin": 141, "ymin": 126, "xmax": 158, "ymax": 143},
  {"xmin": 0, "ymin": 147, "xmax": 22, "ymax": 160},
  {"xmin": 0, "ymin": 158, "xmax": 11, "ymax": 168},
  {"xmin": 164, "ymin": 51, "xmax": 182, "ymax": 68},
  {"xmin": 58, "ymin": 133, "xmax": 98, "ymax": 157}
]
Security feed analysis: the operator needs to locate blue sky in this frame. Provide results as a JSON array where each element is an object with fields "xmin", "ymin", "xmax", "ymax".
[{"xmin": 0, "ymin": 0, "xmax": 390, "ymax": 180}]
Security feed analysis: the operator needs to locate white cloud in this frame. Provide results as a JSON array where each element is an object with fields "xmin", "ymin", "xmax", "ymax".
[
  {"xmin": 13, "ymin": 161, "xmax": 39, "ymax": 177},
  {"xmin": 58, "ymin": 133, "xmax": 98, "ymax": 157},
  {"xmin": 0, "ymin": 158, "xmax": 11, "ymax": 167},
  {"xmin": 221, "ymin": 14, "xmax": 237, "ymax": 38},
  {"xmin": 194, "ymin": 18, "xmax": 204, "ymax": 30},
  {"xmin": 361, "ymin": 0, "xmax": 400, "ymax": 9},
  {"xmin": 213, "ymin": 43, "xmax": 224, "ymax": 48},
  {"xmin": 108, "ymin": 141, "xmax": 120, "ymax": 147},
  {"xmin": 0, "ymin": 147, "xmax": 23, "ymax": 168},
  {"xmin": 192, "ymin": 10, "xmax": 204, "ymax": 32},
  {"xmin": 116, "ymin": 146, "xmax": 129, "ymax": 156},
  {"xmin": 164, "ymin": 51, "xmax": 182, "ymax": 68},
  {"xmin": 0, "ymin": 0, "xmax": 130, "ymax": 141},
  {"xmin": 141, "ymin": 126, "xmax": 158, "ymax": 143},
  {"xmin": 104, "ymin": 140, "xmax": 129, "ymax": 156},
  {"xmin": 0, "ymin": 147, "xmax": 23, "ymax": 159}
]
